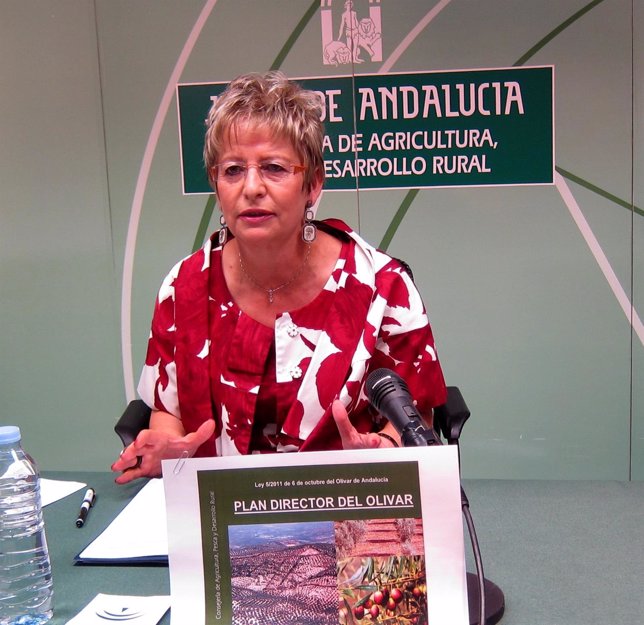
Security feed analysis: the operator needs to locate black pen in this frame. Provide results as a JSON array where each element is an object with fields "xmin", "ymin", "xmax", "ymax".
[{"xmin": 75, "ymin": 488, "xmax": 96, "ymax": 528}]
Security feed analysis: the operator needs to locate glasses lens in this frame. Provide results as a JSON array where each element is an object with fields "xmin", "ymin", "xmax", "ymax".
[
  {"xmin": 215, "ymin": 161, "xmax": 302, "ymax": 183},
  {"xmin": 259, "ymin": 162, "xmax": 291, "ymax": 182},
  {"xmin": 218, "ymin": 163, "xmax": 245, "ymax": 182}
]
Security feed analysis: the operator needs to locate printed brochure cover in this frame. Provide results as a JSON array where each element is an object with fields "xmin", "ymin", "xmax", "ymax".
[
  {"xmin": 200, "ymin": 461, "xmax": 425, "ymax": 625},
  {"xmin": 163, "ymin": 447, "xmax": 467, "ymax": 625}
]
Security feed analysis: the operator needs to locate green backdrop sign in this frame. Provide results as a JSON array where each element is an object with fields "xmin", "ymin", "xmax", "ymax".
[{"xmin": 177, "ymin": 66, "xmax": 553, "ymax": 194}]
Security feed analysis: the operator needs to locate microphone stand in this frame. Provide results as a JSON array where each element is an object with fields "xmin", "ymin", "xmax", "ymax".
[
  {"xmin": 365, "ymin": 369, "xmax": 504, "ymax": 624},
  {"xmin": 460, "ymin": 481, "xmax": 487, "ymax": 625},
  {"xmin": 426, "ymin": 389, "xmax": 505, "ymax": 625}
]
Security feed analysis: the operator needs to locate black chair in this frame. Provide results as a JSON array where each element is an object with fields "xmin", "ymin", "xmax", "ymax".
[{"xmin": 114, "ymin": 399, "xmax": 151, "ymax": 448}]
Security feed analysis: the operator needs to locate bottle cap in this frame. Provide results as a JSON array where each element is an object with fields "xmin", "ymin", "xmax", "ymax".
[{"xmin": 0, "ymin": 426, "xmax": 21, "ymax": 444}]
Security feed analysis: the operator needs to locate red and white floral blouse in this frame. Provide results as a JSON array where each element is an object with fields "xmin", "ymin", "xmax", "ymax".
[{"xmin": 138, "ymin": 219, "xmax": 446, "ymax": 456}]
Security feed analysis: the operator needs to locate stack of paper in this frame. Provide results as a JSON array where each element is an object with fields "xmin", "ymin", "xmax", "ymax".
[{"xmin": 76, "ymin": 478, "xmax": 168, "ymax": 565}]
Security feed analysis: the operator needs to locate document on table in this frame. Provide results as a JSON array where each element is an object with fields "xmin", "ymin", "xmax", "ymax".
[
  {"xmin": 76, "ymin": 478, "xmax": 168, "ymax": 564},
  {"xmin": 41, "ymin": 478, "xmax": 86, "ymax": 507}
]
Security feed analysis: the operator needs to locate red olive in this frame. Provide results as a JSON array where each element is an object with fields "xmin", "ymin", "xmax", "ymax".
[
  {"xmin": 390, "ymin": 587, "xmax": 403, "ymax": 603},
  {"xmin": 373, "ymin": 590, "xmax": 385, "ymax": 605}
]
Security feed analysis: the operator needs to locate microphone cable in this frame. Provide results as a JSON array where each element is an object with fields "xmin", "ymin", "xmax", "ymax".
[
  {"xmin": 460, "ymin": 482, "xmax": 487, "ymax": 625},
  {"xmin": 420, "ymin": 428, "xmax": 486, "ymax": 625}
]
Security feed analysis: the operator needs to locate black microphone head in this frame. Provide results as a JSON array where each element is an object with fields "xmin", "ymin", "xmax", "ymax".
[
  {"xmin": 365, "ymin": 368, "xmax": 410, "ymax": 411},
  {"xmin": 365, "ymin": 368, "xmax": 430, "ymax": 447}
]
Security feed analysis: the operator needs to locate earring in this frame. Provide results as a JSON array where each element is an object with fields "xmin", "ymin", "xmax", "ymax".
[
  {"xmin": 218, "ymin": 213, "xmax": 228, "ymax": 246},
  {"xmin": 302, "ymin": 201, "xmax": 317, "ymax": 243}
]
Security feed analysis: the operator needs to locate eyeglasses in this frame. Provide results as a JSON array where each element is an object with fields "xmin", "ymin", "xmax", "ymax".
[{"xmin": 212, "ymin": 161, "xmax": 306, "ymax": 184}]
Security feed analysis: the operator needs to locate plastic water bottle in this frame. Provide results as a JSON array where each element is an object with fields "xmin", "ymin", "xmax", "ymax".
[{"xmin": 0, "ymin": 426, "xmax": 53, "ymax": 625}]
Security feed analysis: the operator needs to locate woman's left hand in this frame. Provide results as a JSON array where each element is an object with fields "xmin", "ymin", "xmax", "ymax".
[{"xmin": 331, "ymin": 399, "xmax": 399, "ymax": 449}]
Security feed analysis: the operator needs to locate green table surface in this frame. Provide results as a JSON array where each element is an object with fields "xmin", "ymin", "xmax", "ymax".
[
  {"xmin": 43, "ymin": 472, "xmax": 644, "ymax": 625},
  {"xmin": 43, "ymin": 472, "xmax": 170, "ymax": 624}
]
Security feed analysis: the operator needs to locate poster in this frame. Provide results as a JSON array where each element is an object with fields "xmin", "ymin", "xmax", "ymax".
[
  {"xmin": 163, "ymin": 446, "xmax": 467, "ymax": 625},
  {"xmin": 177, "ymin": 66, "xmax": 554, "ymax": 193}
]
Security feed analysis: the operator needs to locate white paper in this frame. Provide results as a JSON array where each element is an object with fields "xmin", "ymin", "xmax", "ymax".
[
  {"xmin": 40, "ymin": 478, "xmax": 86, "ymax": 507},
  {"xmin": 78, "ymin": 478, "xmax": 168, "ymax": 561},
  {"xmin": 65, "ymin": 593, "xmax": 170, "ymax": 625},
  {"xmin": 162, "ymin": 446, "xmax": 468, "ymax": 625}
]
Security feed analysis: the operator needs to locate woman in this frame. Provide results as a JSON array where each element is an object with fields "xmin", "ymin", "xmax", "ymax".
[{"xmin": 112, "ymin": 72, "xmax": 446, "ymax": 484}]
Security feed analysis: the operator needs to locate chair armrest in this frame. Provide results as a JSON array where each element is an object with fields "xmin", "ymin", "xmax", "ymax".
[
  {"xmin": 114, "ymin": 400, "xmax": 151, "ymax": 448},
  {"xmin": 433, "ymin": 386, "xmax": 471, "ymax": 444}
]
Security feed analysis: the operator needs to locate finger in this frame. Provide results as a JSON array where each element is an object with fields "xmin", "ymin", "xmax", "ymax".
[
  {"xmin": 111, "ymin": 457, "xmax": 134, "ymax": 473},
  {"xmin": 111, "ymin": 445, "xmax": 140, "ymax": 471},
  {"xmin": 331, "ymin": 399, "xmax": 354, "ymax": 445},
  {"xmin": 131, "ymin": 429, "xmax": 161, "ymax": 453},
  {"xmin": 190, "ymin": 419, "xmax": 216, "ymax": 446},
  {"xmin": 111, "ymin": 453, "xmax": 141, "ymax": 476},
  {"xmin": 113, "ymin": 455, "xmax": 148, "ymax": 484},
  {"xmin": 171, "ymin": 420, "xmax": 215, "ymax": 458},
  {"xmin": 114, "ymin": 466, "xmax": 145, "ymax": 485},
  {"xmin": 114, "ymin": 449, "xmax": 159, "ymax": 482},
  {"xmin": 332, "ymin": 399, "xmax": 370, "ymax": 450},
  {"xmin": 112, "ymin": 435, "xmax": 157, "ymax": 477}
]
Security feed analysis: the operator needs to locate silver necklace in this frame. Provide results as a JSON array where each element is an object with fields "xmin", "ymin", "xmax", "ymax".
[{"xmin": 238, "ymin": 243, "xmax": 311, "ymax": 304}]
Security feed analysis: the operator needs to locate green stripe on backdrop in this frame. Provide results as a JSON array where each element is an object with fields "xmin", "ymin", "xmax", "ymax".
[
  {"xmin": 557, "ymin": 167, "xmax": 643, "ymax": 218},
  {"xmin": 378, "ymin": 189, "xmax": 419, "ymax": 250},
  {"xmin": 271, "ymin": 0, "xmax": 320, "ymax": 71},
  {"xmin": 380, "ymin": 0, "xmax": 631, "ymax": 251},
  {"xmin": 378, "ymin": 168, "xmax": 643, "ymax": 253},
  {"xmin": 192, "ymin": 193, "xmax": 217, "ymax": 253},
  {"xmin": 513, "ymin": 0, "xmax": 606, "ymax": 67}
]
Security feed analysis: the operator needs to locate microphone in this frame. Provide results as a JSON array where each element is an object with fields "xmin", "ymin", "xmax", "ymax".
[
  {"xmin": 368, "ymin": 369, "xmax": 503, "ymax": 624},
  {"xmin": 365, "ymin": 368, "xmax": 440, "ymax": 447}
]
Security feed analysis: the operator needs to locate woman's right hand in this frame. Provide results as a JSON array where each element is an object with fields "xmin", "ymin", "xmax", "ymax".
[{"xmin": 111, "ymin": 419, "xmax": 215, "ymax": 484}]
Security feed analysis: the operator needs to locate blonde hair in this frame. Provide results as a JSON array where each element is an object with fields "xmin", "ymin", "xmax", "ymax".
[{"xmin": 203, "ymin": 71, "xmax": 325, "ymax": 191}]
